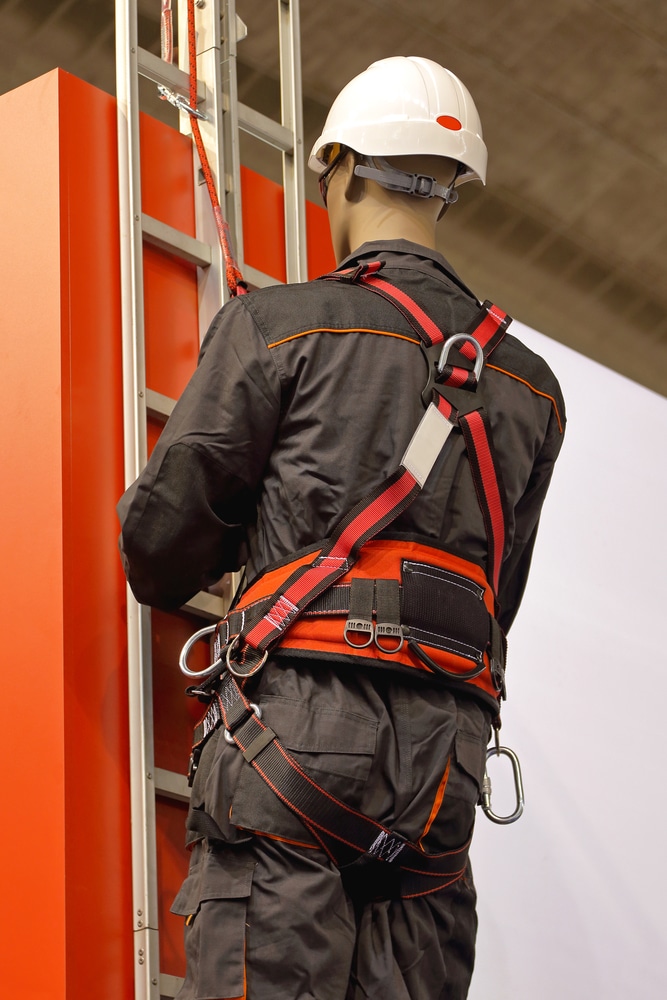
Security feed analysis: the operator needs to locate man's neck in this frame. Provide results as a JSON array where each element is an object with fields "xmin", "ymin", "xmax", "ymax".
[{"xmin": 347, "ymin": 203, "xmax": 437, "ymax": 256}]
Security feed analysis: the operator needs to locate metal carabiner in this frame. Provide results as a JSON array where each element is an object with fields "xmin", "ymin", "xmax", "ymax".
[
  {"xmin": 437, "ymin": 333, "xmax": 485, "ymax": 383},
  {"xmin": 179, "ymin": 624, "xmax": 224, "ymax": 681},
  {"xmin": 157, "ymin": 84, "xmax": 208, "ymax": 120},
  {"xmin": 480, "ymin": 731, "xmax": 525, "ymax": 825}
]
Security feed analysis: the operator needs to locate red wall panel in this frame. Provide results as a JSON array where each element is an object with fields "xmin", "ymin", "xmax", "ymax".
[{"xmin": 0, "ymin": 65, "xmax": 335, "ymax": 996}]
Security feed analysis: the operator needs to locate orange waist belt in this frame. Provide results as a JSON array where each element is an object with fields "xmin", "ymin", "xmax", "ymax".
[{"xmin": 220, "ymin": 539, "xmax": 506, "ymax": 708}]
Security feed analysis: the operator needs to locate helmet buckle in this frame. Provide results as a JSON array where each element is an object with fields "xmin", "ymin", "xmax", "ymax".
[{"xmin": 411, "ymin": 174, "xmax": 437, "ymax": 198}]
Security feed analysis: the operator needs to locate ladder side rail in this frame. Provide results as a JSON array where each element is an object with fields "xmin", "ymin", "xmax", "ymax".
[
  {"xmin": 115, "ymin": 1, "xmax": 160, "ymax": 998},
  {"xmin": 278, "ymin": 0, "xmax": 307, "ymax": 283},
  {"xmin": 178, "ymin": 0, "xmax": 230, "ymax": 340},
  {"xmin": 115, "ymin": 4, "xmax": 308, "ymax": 994},
  {"xmin": 219, "ymin": 0, "xmax": 246, "ymax": 290}
]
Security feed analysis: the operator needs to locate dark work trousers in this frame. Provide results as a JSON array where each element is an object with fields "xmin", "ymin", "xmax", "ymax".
[{"xmin": 172, "ymin": 658, "xmax": 492, "ymax": 1000}]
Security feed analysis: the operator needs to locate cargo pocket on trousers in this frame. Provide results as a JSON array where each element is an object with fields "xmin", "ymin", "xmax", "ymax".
[
  {"xmin": 430, "ymin": 729, "xmax": 488, "ymax": 849},
  {"xmin": 229, "ymin": 694, "xmax": 378, "ymax": 843},
  {"xmin": 452, "ymin": 729, "xmax": 487, "ymax": 801},
  {"xmin": 170, "ymin": 846, "xmax": 254, "ymax": 1000}
]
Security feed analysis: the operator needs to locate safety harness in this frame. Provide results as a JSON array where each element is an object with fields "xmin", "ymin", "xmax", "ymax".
[{"xmin": 181, "ymin": 262, "xmax": 513, "ymax": 896}]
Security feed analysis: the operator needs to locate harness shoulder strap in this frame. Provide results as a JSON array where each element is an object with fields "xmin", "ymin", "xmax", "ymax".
[{"xmin": 228, "ymin": 264, "xmax": 511, "ymax": 670}]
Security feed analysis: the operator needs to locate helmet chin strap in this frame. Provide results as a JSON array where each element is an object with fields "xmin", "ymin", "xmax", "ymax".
[{"xmin": 353, "ymin": 156, "xmax": 460, "ymax": 209}]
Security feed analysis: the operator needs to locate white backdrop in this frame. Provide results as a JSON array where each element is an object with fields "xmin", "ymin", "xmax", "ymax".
[{"xmin": 469, "ymin": 323, "xmax": 667, "ymax": 1000}]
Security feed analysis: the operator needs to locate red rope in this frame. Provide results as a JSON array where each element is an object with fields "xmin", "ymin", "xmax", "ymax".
[{"xmin": 187, "ymin": 0, "xmax": 247, "ymax": 296}]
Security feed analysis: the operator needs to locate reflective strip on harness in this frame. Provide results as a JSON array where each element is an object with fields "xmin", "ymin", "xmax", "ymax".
[{"xmin": 401, "ymin": 403, "xmax": 454, "ymax": 486}]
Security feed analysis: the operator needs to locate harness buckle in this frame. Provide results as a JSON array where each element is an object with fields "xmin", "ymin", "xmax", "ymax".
[
  {"xmin": 224, "ymin": 702, "xmax": 262, "ymax": 744},
  {"xmin": 344, "ymin": 618, "xmax": 374, "ymax": 649},
  {"xmin": 336, "ymin": 261, "xmax": 383, "ymax": 284},
  {"xmin": 490, "ymin": 657, "xmax": 507, "ymax": 700},
  {"xmin": 374, "ymin": 622, "xmax": 406, "ymax": 654},
  {"xmin": 340, "ymin": 828, "xmax": 408, "ymax": 903}
]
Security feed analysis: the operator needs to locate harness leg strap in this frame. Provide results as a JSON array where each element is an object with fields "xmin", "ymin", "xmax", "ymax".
[{"xmin": 192, "ymin": 671, "xmax": 471, "ymax": 899}]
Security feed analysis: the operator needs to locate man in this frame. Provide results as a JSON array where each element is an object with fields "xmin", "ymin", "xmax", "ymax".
[{"xmin": 118, "ymin": 56, "xmax": 565, "ymax": 1000}]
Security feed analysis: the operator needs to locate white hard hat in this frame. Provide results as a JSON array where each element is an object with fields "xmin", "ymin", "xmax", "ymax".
[{"xmin": 308, "ymin": 56, "xmax": 487, "ymax": 186}]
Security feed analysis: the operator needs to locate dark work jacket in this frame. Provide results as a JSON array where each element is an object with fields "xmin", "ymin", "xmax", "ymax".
[{"xmin": 117, "ymin": 240, "xmax": 565, "ymax": 635}]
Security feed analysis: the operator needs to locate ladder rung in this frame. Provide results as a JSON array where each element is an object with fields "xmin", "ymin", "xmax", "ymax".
[
  {"xmin": 244, "ymin": 263, "xmax": 283, "ymax": 289},
  {"xmin": 237, "ymin": 100, "xmax": 294, "ymax": 153},
  {"xmin": 137, "ymin": 46, "xmax": 206, "ymax": 105},
  {"xmin": 142, "ymin": 214, "xmax": 212, "ymax": 268},
  {"xmin": 146, "ymin": 388, "xmax": 176, "ymax": 422},
  {"xmin": 183, "ymin": 590, "xmax": 226, "ymax": 621},
  {"xmin": 154, "ymin": 768, "xmax": 191, "ymax": 803},
  {"xmin": 160, "ymin": 973, "xmax": 185, "ymax": 999}
]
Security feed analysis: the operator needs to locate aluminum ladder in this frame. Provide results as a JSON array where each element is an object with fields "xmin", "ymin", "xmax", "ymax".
[{"xmin": 115, "ymin": 2, "xmax": 306, "ymax": 996}]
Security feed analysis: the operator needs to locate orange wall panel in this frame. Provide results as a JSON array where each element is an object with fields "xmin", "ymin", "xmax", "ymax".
[
  {"xmin": 58, "ymin": 70, "xmax": 133, "ymax": 999},
  {"xmin": 141, "ymin": 114, "xmax": 201, "ymax": 399},
  {"xmin": 140, "ymin": 115, "xmax": 197, "ymax": 234},
  {"xmin": 143, "ymin": 247, "xmax": 201, "ymax": 400},
  {"xmin": 0, "ymin": 69, "xmax": 68, "ymax": 1000},
  {"xmin": 0, "ymin": 68, "xmax": 135, "ymax": 999}
]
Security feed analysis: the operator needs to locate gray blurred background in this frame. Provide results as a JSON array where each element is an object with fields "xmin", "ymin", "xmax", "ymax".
[{"xmin": 2, "ymin": 0, "xmax": 665, "ymax": 394}]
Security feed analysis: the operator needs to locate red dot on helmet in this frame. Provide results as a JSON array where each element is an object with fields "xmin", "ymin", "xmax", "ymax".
[{"xmin": 437, "ymin": 115, "xmax": 462, "ymax": 131}]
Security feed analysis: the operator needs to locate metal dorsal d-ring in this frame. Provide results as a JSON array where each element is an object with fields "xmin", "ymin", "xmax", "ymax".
[
  {"xmin": 179, "ymin": 624, "xmax": 224, "ymax": 680},
  {"xmin": 438, "ymin": 333, "xmax": 485, "ymax": 383},
  {"xmin": 481, "ymin": 744, "xmax": 525, "ymax": 825}
]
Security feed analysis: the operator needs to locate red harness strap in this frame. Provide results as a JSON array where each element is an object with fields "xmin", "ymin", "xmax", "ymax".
[
  {"xmin": 228, "ymin": 408, "xmax": 456, "ymax": 676},
  {"xmin": 327, "ymin": 261, "xmax": 448, "ymax": 347},
  {"xmin": 325, "ymin": 268, "xmax": 510, "ymax": 594},
  {"xmin": 432, "ymin": 390, "xmax": 507, "ymax": 597},
  {"xmin": 186, "ymin": 269, "xmax": 514, "ymax": 896},
  {"xmin": 223, "ymin": 267, "xmax": 510, "ymax": 674}
]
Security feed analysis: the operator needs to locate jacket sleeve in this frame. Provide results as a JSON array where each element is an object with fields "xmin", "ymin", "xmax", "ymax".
[
  {"xmin": 116, "ymin": 296, "xmax": 281, "ymax": 610},
  {"xmin": 496, "ymin": 400, "xmax": 565, "ymax": 634}
]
